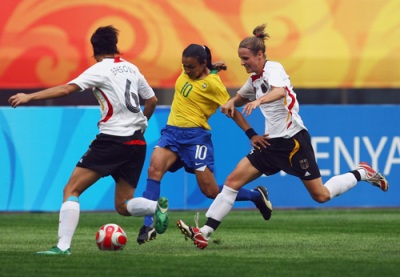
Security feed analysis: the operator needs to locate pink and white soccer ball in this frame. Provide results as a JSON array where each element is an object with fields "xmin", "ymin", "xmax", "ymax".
[{"xmin": 96, "ymin": 223, "xmax": 127, "ymax": 250}]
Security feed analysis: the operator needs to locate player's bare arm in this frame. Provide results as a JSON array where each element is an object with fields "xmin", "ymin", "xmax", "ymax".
[
  {"xmin": 250, "ymin": 134, "xmax": 270, "ymax": 149},
  {"xmin": 233, "ymin": 93, "xmax": 250, "ymax": 107},
  {"xmin": 8, "ymin": 84, "xmax": 80, "ymax": 108},
  {"xmin": 142, "ymin": 95, "xmax": 158, "ymax": 121},
  {"xmin": 221, "ymin": 93, "xmax": 249, "ymax": 118},
  {"xmin": 230, "ymin": 104, "xmax": 270, "ymax": 148},
  {"xmin": 212, "ymin": 60, "xmax": 227, "ymax": 71},
  {"xmin": 242, "ymin": 86, "xmax": 285, "ymax": 116}
]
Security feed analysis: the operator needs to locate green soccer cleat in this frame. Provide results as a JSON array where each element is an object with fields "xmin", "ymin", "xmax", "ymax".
[
  {"xmin": 154, "ymin": 197, "xmax": 169, "ymax": 234},
  {"xmin": 36, "ymin": 246, "xmax": 71, "ymax": 255}
]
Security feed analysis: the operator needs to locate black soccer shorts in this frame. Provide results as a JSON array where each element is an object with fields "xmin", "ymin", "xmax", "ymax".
[
  {"xmin": 77, "ymin": 131, "xmax": 146, "ymax": 187},
  {"xmin": 246, "ymin": 129, "xmax": 321, "ymax": 180}
]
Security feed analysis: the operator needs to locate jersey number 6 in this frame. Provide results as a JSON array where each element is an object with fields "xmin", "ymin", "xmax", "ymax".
[{"xmin": 125, "ymin": 79, "xmax": 141, "ymax": 113}]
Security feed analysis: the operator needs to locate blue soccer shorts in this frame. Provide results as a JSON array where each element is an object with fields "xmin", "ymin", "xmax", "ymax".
[{"xmin": 156, "ymin": 125, "xmax": 215, "ymax": 173}]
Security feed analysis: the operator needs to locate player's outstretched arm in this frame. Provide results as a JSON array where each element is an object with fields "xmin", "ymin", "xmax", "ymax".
[
  {"xmin": 8, "ymin": 84, "xmax": 80, "ymax": 108},
  {"xmin": 242, "ymin": 86, "xmax": 285, "ymax": 116},
  {"xmin": 220, "ymin": 93, "xmax": 248, "ymax": 118}
]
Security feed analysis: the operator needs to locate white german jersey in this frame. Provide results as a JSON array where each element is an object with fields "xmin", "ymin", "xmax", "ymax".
[
  {"xmin": 69, "ymin": 57, "xmax": 155, "ymax": 136},
  {"xmin": 238, "ymin": 61, "xmax": 306, "ymax": 138}
]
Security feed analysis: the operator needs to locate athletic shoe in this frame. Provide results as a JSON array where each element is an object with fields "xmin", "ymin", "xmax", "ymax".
[
  {"xmin": 254, "ymin": 186, "xmax": 273, "ymax": 220},
  {"xmin": 36, "ymin": 246, "xmax": 71, "ymax": 255},
  {"xmin": 177, "ymin": 219, "xmax": 208, "ymax": 249},
  {"xmin": 358, "ymin": 162, "xmax": 389, "ymax": 192},
  {"xmin": 154, "ymin": 197, "xmax": 169, "ymax": 234},
  {"xmin": 137, "ymin": 225, "xmax": 156, "ymax": 244}
]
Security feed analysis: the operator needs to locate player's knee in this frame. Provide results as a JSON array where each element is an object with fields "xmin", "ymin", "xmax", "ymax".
[
  {"xmin": 147, "ymin": 165, "xmax": 157, "ymax": 176},
  {"xmin": 311, "ymin": 193, "xmax": 330, "ymax": 203},
  {"xmin": 147, "ymin": 164, "xmax": 164, "ymax": 180},
  {"xmin": 63, "ymin": 186, "xmax": 81, "ymax": 201},
  {"xmin": 203, "ymin": 189, "xmax": 219, "ymax": 199},
  {"xmin": 199, "ymin": 184, "xmax": 219, "ymax": 199},
  {"xmin": 115, "ymin": 204, "xmax": 130, "ymax": 216},
  {"xmin": 224, "ymin": 175, "xmax": 240, "ymax": 190}
]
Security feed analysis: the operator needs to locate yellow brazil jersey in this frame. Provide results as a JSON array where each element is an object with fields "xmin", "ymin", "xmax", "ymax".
[{"xmin": 167, "ymin": 69, "xmax": 230, "ymax": 130}]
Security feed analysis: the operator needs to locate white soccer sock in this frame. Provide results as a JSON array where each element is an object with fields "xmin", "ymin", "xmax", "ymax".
[
  {"xmin": 126, "ymin": 197, "xmax": 157, "ymax": 216},
  {"xmin": 324, "ymin": 173, "xmax": 358, "ymax": 198},
  {"xmin": 358, "ymin": 168, "xmax": 367, "ymax": 180},
  {"xmin": 57, "ymin": 200, "xmax": 80, "ymax": 251},
  {"xmin": 205, "ymin": 185, "xmax": 237, "ymax": 222},
  {"xmin": 200, "ymin": 225, "xmax": 215, "ymax": 239}
]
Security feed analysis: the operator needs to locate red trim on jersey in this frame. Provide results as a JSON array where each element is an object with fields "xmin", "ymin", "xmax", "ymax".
[
  {"xmin": 97, "ymin": 88, "xmax": 113, "ymax": 123},
  {"xmin": 114, "ymin": 56, "xmax": 122, "ymax": 63},
  {"xmin": 286, "ymin": 86, "xmax": 296, "ymax": 111},
  {"xmin": 123, "ymin": 140, "xmax": 146, "ymax": 145},
  {"xmin": 251, "ymin": 69, "xmax": 264, "ymax": 81},
  {"xmin": 285, "ymin": 86, "xmax": 296, "ymax": 129}
]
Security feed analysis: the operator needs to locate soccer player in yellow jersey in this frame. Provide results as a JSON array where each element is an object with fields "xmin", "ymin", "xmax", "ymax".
[
  {"xmin": 168, "ymin": 62, "xmax": 229, "ymax": 130},
  {"xmin": 137, "ymin": 44, "xmax": 272, "ymax": 244}
]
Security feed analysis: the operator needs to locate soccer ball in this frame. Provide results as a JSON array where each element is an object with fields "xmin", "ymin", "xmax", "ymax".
[{"xmin": 96, "ymin": 223, "xmax": 127, "ymax": 250}]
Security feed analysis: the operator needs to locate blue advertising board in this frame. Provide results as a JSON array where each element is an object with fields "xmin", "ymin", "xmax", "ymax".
[{"xmin": 1, "ymin": 105, "xmax": 399, "ymax": 211}]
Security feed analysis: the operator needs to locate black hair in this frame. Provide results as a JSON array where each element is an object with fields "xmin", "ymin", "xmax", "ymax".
[
  {"xmin": 182, "ymin": 44, "xmax": 213, "ymax": 70},
  {"xmin": 90, "ymin": 25, "xmax": 121, "ymax": 57}
]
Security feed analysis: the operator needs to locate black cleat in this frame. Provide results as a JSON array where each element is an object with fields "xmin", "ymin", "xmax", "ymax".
[
  {"xmin": 254, "ymin": 186, "xmax": 273, "ymax": 220},
  {"xmin": 137, "ymin": 225, "xmax": 156, "ymax": 245}
]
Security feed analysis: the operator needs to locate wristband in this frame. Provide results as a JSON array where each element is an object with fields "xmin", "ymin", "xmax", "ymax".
[{"xmin": 245, "ymin": 128, "xmax": 258, "ymax": 139}]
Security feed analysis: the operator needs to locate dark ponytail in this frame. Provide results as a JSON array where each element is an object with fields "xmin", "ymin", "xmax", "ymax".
[
  {"xmin": 203, "ymin": 45, "xmax": 213, "ymax": 70},
  {"xmin": 182, "ymin": 44, "xmax": 213, "ymax": 70}
]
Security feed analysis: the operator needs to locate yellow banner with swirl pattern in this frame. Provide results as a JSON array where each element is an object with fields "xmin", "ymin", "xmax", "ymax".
[{"xmin": 0, "ymin": 0, "xmax": 399, "ymax": 89}]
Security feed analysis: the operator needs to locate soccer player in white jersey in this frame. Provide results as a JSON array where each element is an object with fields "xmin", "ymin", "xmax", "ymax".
[
  {"xmin": 177, "ymin": 23, "xmax": 389, "ymax": 249},
  {"xmin": 8, "ymin": 25, "xmax": 169, "ymax": 255}
]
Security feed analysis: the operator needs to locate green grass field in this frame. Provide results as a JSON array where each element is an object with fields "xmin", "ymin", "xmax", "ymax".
[{"xmin": 0, "ymin": 209, "xmax": 399, "ymax": 277}]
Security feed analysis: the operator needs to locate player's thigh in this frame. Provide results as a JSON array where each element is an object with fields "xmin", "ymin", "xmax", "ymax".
[
  {"xmin": 225, "ymin": 157, "xmax": 262, "ymax": 190},
  {"xmin": 148, "ymin": 147, "xmax": 178, "ymax": 175},
  {"xmin": 64, "ymin": 166, "xmax": 102, "ymax": 200}
]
